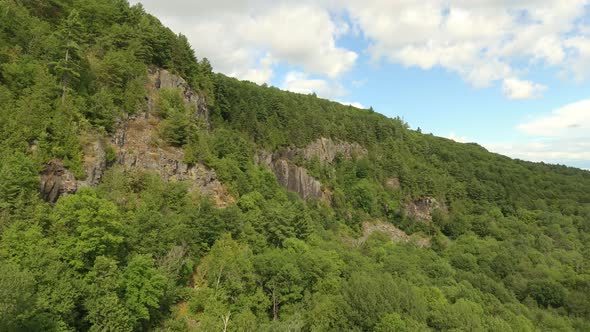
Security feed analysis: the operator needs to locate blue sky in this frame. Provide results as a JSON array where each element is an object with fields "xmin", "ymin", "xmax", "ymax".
[{"xmin": 131, "ymin": 0, "xmax": 590, "ymax": 170}]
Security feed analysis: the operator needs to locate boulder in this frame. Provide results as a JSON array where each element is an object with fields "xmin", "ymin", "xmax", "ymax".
[{"xmin": 40, "ymin": 160, "xmax": 78, "ymax": 203}]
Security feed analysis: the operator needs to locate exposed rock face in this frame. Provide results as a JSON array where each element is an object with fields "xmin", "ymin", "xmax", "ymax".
[
  {"xmin": 256, "ymin": 137, "xmax": 366, "ymax": 202},
  {"xmin": 257, "ymin": 151, "xmax": 330, "ymax": 202},
  {"xmin": 299, "ymin": 137, "xmax": 366, "ymax": 163},
  {"xmin": 279, "ymin": 137, "xmax": 367, "ymax": 164},
  {"xmin": 78, "ymin": 137, "xmax": 107, "ymax": 188},
  {"xmin": 405, "ymin": 197, "xmax": 444, "ymax": 222},
  {"xmin": 270, "ymin": 159, "xmax": 325, "ymax": 201},
  {"xmin": 148, "ymin": 68, "xmax": 209, "ymax": 128},
  {"xmin": 385, "ymin": 177, "xmax": 401, "ymax": 191},
  {"xmin": 113, "ymin": 113, "xmax": 233, "ymax": 206},
  {"xmin": 40, "ymin": 160, "xmax": 78, "ymax": 203},
  {"xmin": 39, "ymin": 68, "xmax": 222, "ymax": 204}
]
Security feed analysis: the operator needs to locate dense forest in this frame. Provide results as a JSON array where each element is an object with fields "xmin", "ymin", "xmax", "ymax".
[{"xmin": 1, "ymin": 1, "xmax": 590, "ymax": 331}]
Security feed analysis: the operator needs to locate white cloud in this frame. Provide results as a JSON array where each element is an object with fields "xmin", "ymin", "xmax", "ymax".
[
  {"xmin": 564, "ymin": 35, "xmax": 590, "ymax": 81},
  {"xmin": 130, "ymin": 0, "xmax": 357, "ymax": 84},
  {"xmin": 448, "ymin": 132, "xmax": 469, "ymax": 143},
  {"xmin": 486, "ymin": 99, "xmax": 590, "ymax": 167},
  {"xmin": 485, "ymin": 139, "xmax": 590, "ymax": 163},
  {"xmin": 517, "ymin": 99, "xmax": 590, "ymax": 137},
  {"xmin": 337, "ymin": 101, "xmax": 365, "ymax": 108},
  {"xmin": 351, "ymin": 79, "xmax": 368, "ymax": 87},
  {"xmin": 502, "ymin": 78, "xmax": 547, "ymax": 100},
  {"xmin": 131, "ymin": 0, "xmax": 590, "ymax": 98},
  {"xmin": 345, "ymin": 0, "xmax": 590, "ymax": 93},
  {"xmin": 281, "ymin": 71, "xmax": 346, "ymax": 99}
]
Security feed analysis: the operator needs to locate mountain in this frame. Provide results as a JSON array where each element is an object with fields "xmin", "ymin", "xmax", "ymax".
[{"xmin": 1, "ymin": 1, "xmax": 590, "ymax": 331}]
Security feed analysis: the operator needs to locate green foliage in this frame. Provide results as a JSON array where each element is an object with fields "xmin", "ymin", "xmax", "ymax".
[
  {"xmin": 51, "ymin": 188, "xmax": 124, "ymax": 270},
  {"xmin": 1, "ymin": 1, "xmax": 590, "ymax": 331}
]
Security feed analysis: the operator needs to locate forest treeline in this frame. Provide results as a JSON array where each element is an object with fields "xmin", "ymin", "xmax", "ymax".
[{"xmin": 1, "ymin": 1, "xmax": 590, "ymax": 331}]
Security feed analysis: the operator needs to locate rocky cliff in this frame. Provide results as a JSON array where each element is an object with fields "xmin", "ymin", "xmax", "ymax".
[
  {"xmin": 39, "ymin": 69, "xmax": 233, "ymax": 205},
  {"xmin": 113, "ymin": 112, "xmax": 233, "ymax": 206},
  {"xmin": 40, "ymin": 160, "xmax": 78, "ymax": 203},
  {"xmin": 148, "ymin": 68, "xmax": 209, "ymax": 128},
  {"xmin": 256, "ymin": 137, "xmax": 366, "ymax": 202},
  {"xmin": 278, "ymin": 137, "xmax": 367, "ymax": 163},
  {"xmin": 404, "ymin": 196, "xmax": 445, "ymax": 222}
]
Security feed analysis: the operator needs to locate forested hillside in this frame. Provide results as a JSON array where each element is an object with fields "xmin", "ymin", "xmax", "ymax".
[{"xmin": 1, "ymin": 1, "xmax": 590, "ymax": 331}]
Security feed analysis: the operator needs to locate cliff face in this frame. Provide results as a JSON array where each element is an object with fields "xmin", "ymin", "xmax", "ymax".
[
  {"xmin": 40, "ymin": 160, "xmax": 78, "ymax": 203},
  {"xmin": 40, "ymin": 68, "xmax": 366, "ymax": 207},
  {"xmin": 257, "ymin": 137, "xmax": 366, "ymax": 202},
  {"xmin": 148, "ymin": 68, "xmax": 210, "ymax": 128},
  {"xmin": 113, "ymin": 113, "xmax": 233, "ymax": 206},
  {"xmin": 404, "ymin": 196, "xmax": 444, "ymax": 222},
  {"xmin": 269, "ymin": 159, "xmax": 325, "ymax": 201},
  {"xmin": 298, "ymin": 137, "xmax": 366, "ymax": 163},
  {"xmin": 39, "ymin": 69, "xmax": 233, "ymax": 205}
]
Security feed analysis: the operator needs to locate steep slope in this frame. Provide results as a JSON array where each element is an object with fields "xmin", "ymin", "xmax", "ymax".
[{"xmin": 1, "ymin": 1, "xmax": 590, "ymax": 332}]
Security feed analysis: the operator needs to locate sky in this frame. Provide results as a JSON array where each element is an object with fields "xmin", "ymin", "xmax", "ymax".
[{"xmin": 130, "ymin": 0, "xmax": 590, "ymax": 170}]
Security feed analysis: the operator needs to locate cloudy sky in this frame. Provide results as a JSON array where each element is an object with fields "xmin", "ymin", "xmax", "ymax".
[{"xmin": 130, "ymin": 0, "xmax": 590, "ymax": 169}]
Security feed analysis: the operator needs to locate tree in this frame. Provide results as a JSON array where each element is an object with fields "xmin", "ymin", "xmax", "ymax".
[
  {"xmin": 54, "ymin": 9, "xmax": 83, "ymax": 104},
  {"xmin": 122, "ymin": 254, "xmax": 168, "ymax": 330},
  {"xmin": 51, "ymin": 188, "xmax": 124, "ymax": 270}
]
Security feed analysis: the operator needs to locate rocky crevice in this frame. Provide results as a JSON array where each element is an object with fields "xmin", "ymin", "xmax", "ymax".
[
  {"xmin": 39, "ymin": 68, "xmax": 233, "ymax": 205},
  {"xmin": 113, "ymin": 112, "xmax": 233, "ymax": 206},
  {"xmin": 148, "ymin": 68, "xmax": 209, "ymax": 128},
  {"xmin": 40, "ymin": 160, "xmax": 78, "ymax": 203},
  {"xmin": 256, "ymin": 137, "xmax": 367, "ymax": 202}
]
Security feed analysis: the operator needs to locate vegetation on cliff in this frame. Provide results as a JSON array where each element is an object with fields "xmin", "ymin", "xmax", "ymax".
[{"xmin": 1, "ymin": 1, "xmax": 590, "ymax": 331}]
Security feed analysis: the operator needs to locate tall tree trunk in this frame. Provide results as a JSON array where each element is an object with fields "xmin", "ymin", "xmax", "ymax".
[
  {"xmin": 61, "ymin": 48, "xmax": 69, "ymax": 104},
  {"xmin": 272, "ymin": 289, "xmax": 278, "ymax": 320},
  {"xmin": 221, "ymin": 311, "xmax": 231, "ymax": 332}
]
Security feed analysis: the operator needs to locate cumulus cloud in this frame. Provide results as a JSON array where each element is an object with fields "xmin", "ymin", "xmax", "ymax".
[
  {"xmin": 130, "ymin": 0, "xmax": 357, "ymax": 84},
  {"xmin": 517, "ymin": 99, "xmax": 590, "ymax": 137},
  {"xmin": 448, "ymin": 132, "xmax": 469, "ymax": 143},
  {"xmin": 345, "ymin": 0, "xmax": 590, "ymax": 91},
  {"xmin": 131, "ymin": 0, "xmax": 590, "ymax": 98},
  {"xmin": 485, "ymin": 139, "xmax": 590, "ymax": 165},
  {"xmin": 281, "ymin": 71, "xmax": 346, "ymax": 99},
  {"xmin": 486, "ymin": 99, "xmax": 590, "ymax": 168},
  {"xmin": 502, "ymin": 78, "xmax": 547, "ymax": 100},
  {"xmin": 564, "ymin": 35, "xmax": 590, "ymax": 81},
  {"xmin": 337, "ymin": 101, "xmax": 365, "ymax": 109}
]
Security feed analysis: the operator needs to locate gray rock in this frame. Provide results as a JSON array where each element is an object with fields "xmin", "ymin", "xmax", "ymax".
[
  {"xmin": 149, "ymin": 68, "xmax": 210, "ymax": 128},
  {"xmin": 270, "ymin": 159, "xmax": 324, "ymax": 201},
  {"xmin": 113, "ymin": 113, "xmax": 233, "ymax": 206},
  {"xmin": 78, "ymin": 139, "xmax": 107, "ymax": 188},
  {"xmin": 40, "ymin": 160, "xmax": 78, "ymax": 203},
  {"xmin": 255, "ymin": 136, "xmax": 366, "ymax": 202},
  {"xmin": 405, "ymin": 196, "xmax": 444, "ymax": 222}
]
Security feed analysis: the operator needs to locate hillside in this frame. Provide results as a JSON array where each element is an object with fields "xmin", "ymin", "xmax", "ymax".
[{"xmin": 1, "ymin": 1, "xmax": 590, "ymax": 331}]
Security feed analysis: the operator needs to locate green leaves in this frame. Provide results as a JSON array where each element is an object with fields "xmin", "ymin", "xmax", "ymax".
[
  {"xmin": 122, "ymin": 255, "xmax": 168, "ymax": 329},
  {"xmin": 51, "ymin": 188, "xmax": 124, "ymax": 270}
]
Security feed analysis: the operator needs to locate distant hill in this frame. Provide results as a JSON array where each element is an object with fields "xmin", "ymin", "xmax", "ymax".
[{"xmin": 1, "ymin": 1, "xmax": 589, "ymax": 331}]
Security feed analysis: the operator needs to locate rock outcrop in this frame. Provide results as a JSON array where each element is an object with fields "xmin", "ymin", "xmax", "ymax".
[
  {"xmin": 256, "ymin": 137, "xmax": 366, "ymax": 202},
  {"xmin": 404, "ymin": 196, "xmax": 444, "ymax": 222},
  {"xmin": 345, "ymin": 221, "xmax": 430, "ymax": 248},
  {"xmin": 270, "ymin": 159, "xmax": 327, "ymax": 201},
  {"xmin": 39, "ymin": 68, "xmax": 228, "ymax": 204},
  {"xmin": 40, "ymin": 160, "xmax": 78, "ymax": 203},
  {"xmin": 299, "ymin": 137, "xmax": 366, "ymax": 163},
  {"xmin": 279, "ymin": 137, "xmax": 367, "ymax": 164},
  {"xmin": 148, "ymin": 68, "xmax": 209, "ymax": 128},
  {"xmin": 113, "ymin": 113, "xmax": 233, "ymax": 206},
  {"xmin": 78, "ymin": 136, "xmax": 108, "ymax": 188}
]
